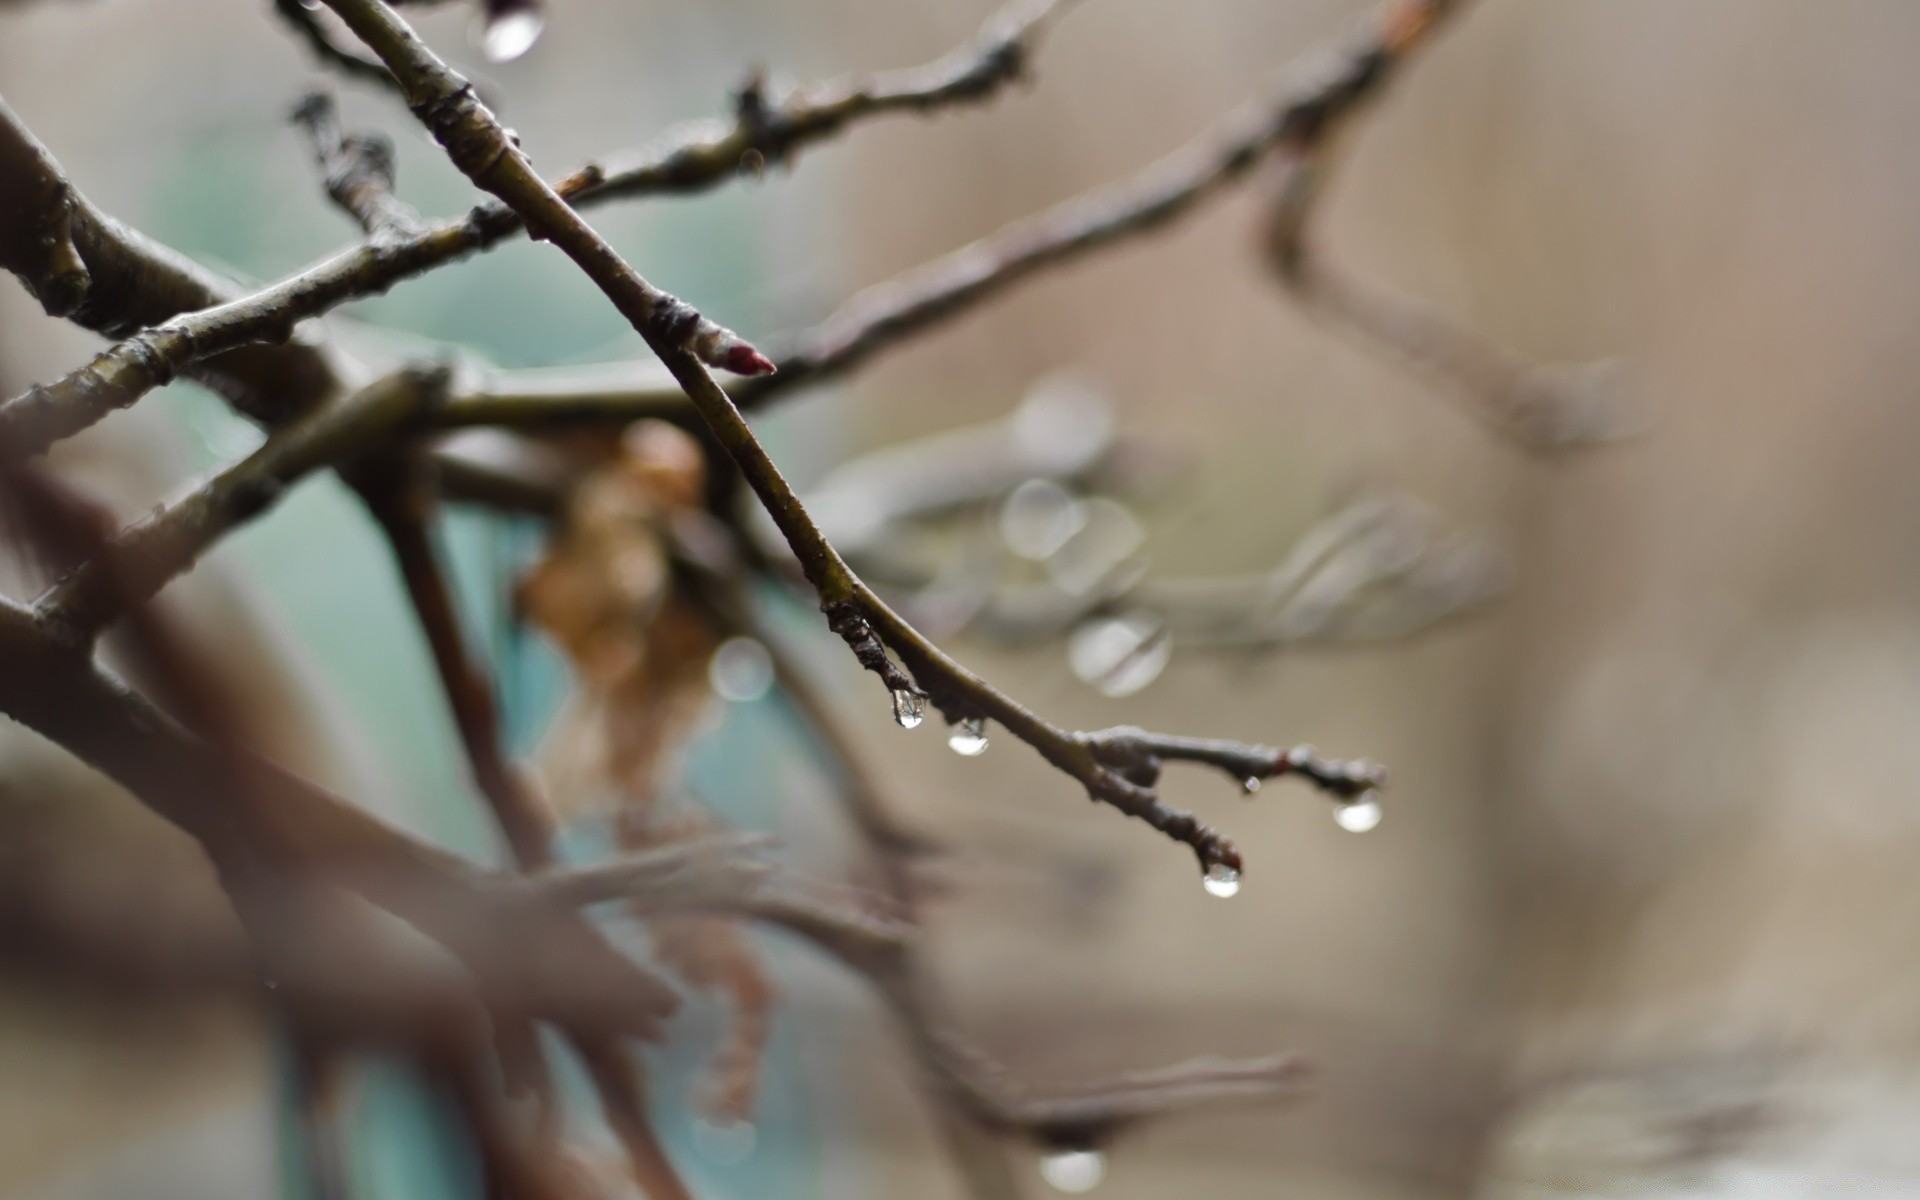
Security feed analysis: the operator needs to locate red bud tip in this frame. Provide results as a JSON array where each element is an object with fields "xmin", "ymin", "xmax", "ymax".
[{"xmin": 720, "ymin": 344, "xmax": 778, "ymax": 377}]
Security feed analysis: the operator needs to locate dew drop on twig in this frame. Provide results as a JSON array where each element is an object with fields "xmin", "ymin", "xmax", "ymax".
[
  {"xmin": 891, "ymin": 688, "xmax": 925, "ymax": 730},
  {"xmin": 1039, "ymin": 1148, "xmax": 1106, "ymax": 1194},
  {"xmin": 1241, "ymin": 776, "xmax": 1262, "ymax": 795},
  {"xmin": 1335, "ymin": 791, "xmax": 1383, "ymax": 834},
  {"xmin": 477, "ymin": 5, "xmax": 544, "ymax": 63},
  {"xmin": 1202, "ymin": 863, "xmax": 1241, "ymax": 899},
  {"xmin": 947, "ymin": 717, "xmax": 989, "ymax": 756}
]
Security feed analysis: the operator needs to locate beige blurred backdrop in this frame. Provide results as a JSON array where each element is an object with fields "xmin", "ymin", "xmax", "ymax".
[{"xmin": 6, "ymin": 1, "xmax": 1920, "ymax": 1198}]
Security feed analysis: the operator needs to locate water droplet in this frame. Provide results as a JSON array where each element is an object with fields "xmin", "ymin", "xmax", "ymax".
[
  {"xmin": 1335, "ymin": 792, "xmax": 1383, "ymax": 834},
  {"xmin": 947, "ymin": 717, "xmax": 989, "ymax": 757},
  {"xmin": 1047, "ymin": 497, "xmax": 1148, "ymax": 596},
  {"xmin": 1241, "ymin": 776, "xmax": 1262, "ymax": 795},
  {"xmin": 891, "ymin": 688, "xmax": 924, "ymax": 730},
  {"xmin": 1039, "ymin": 1148, "xmax": 1106, "ymax": 1194},
  {"xmin": 1067, "ymin": 611, "xmax": 1171, "ymax": 698},
  {"xmin": 693, "ymin": 1117, "xmax": 756, "ymax": 1164},
  {"xmin": 1000, "ymin": 478, "xmax": 1086, "ymax": 560},
  {"xmin": 708, "ymin": 636, "xmax": 774, "ymax": 703},
  {"xmin": 1202, "ymin": 863, "xmax": 1241, "ymax": 899},
  {"xmin": 738, "ymin": 148, "xmax": 767, "ymax": 178},
  {"xmin": 477, "ymin": 5, "xmax": 544, "ymax": 62},
  {"xmin": 1012, "ymin": 374, "xmax": 1116, "ymax": 472}
]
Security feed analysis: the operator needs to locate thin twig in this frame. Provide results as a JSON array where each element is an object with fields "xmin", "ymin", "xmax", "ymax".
[
  {"xmin": 352, "ymin": 457, "xmax": 560, "ymax": 866},
  {"xmin": 35, "ymin": 366, "xmax": 446, "ymax": 645},
  {"xmin": 272, "ymin": 0, "xmax": 407, "ymax": 98},
  {"xmin": 291, "ymin": 91, "xmax": 427, "ymax": 240}
]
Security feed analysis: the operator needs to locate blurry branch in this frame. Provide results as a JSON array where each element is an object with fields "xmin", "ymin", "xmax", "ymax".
[
  {"xmin": 0, "ymin": 448, "xmax": 686, "ymax": 1044},
  {"xmin": 0, "ymin": 0, "xmax": 1068, "ymax": 456},
  {"xmin": 0, "ymin": 96, "xmax": 342, "ymax": 450},
  {"xmin": 9, "ymin": 452, "xmax": 700, "ymax": 1199},
  {"xmin": 535, "ymin": 835, "xmax": 1314, "ymax": 1152},
  {"xmin": 273, "ymin": 0, "xmax": 406, "ymax": 99},
  {"xmin": 291, "ymin": 91, "xmax": 427, "ymax": 240},
  {"xmin": 351, "ymin": 457, "xmax": 561, "ymax": 867},
  {"xmin": 791, "ymin": 384, "xmax": 1509, "ymax": 654},
  {"xmin": 36, "ymin": 365, "xmax": 448, "ymax": 644},
  {"xmin": 0, "ymin": 587, "xmax": 686, "ymax": 1034},
  {"xmin": 971, "ymin": 490, "xmax": 1506, "ymax": 649},
  {"xmin": 1257, "ymin": 0, "xmax": 1636, "ymax": 452}
]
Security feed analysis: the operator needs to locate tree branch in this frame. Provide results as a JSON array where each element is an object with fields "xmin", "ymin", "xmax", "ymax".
[
  {"xmin": 1256, "ymin": 0, "xmax": 1636, "ymax": 452},
  {"xmin": 0, "ymin": 96, "xmax": 342, "ymax": 453},
  {"xmin": 34, "ymin": 366, "xmax": 447, "ymax": 645},
  {"xmin": 351, "ymin": 456, "xmax": 560, "ymax": 867},
  {"xmin": 271, "ymin": 0, "xmax": 407, "ymax": 98},
  {"xmin": 0, "ymin": 0, "xmax": 1066, "ymax": 458},
  {"xmin": 291, "ymin": 90, "xmax": 427, "ymax": 241},
  {"xmin": 428, "ymin": 0, "xmax": 1482, "ymax": 433}
]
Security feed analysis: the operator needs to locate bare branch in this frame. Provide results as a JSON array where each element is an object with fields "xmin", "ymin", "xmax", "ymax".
[
  {"xmin": 0, "ymin": 98, "xmax": 341, "ymax": 454},
  {"xmin": 0, "ymin": 0, "xmax": 1065, "ymax": 458},
  {"xmin": 271, "ymin": 0, "xmax": 407, "ymax": 98},
  {"xmin": 35, "ymin": 366, "xmax": 447, "ymax": 645},
  {"xmin": 431, "ymin": 0, "xmax": 1482, "ymax": 433},
  {"xmin": 352, "ymin": 457, "xmax": 560, "ymax": 866},
  {"xmin": 291, "ymin": 91, "xmax": 426, "ymax": 240},
  {"xmin": 1256, "ymin": 2, "xmax": 1637, "ymax": 452},
  {"xmin": 620, "ymin": 0, "xmax": 1073, "ymax": 192},
  {"xmin": 539, "ymin": 837, "xmax": 1312, "ymax": 1148}
]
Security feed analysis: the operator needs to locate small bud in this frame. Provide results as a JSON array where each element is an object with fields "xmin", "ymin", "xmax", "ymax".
[{"xmin": 719, "ymin": 343, "xmax": 778, "ymax": 377}]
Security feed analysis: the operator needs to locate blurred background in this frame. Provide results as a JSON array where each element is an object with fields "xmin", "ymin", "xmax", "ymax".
[{"xmin": 6, "ymin": 0, "xmax": 1920, "ymax": 1197}]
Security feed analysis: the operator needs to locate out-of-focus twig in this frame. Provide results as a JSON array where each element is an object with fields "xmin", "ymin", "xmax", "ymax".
[{"xmin": 1257, "ymin": 0, "xmax": 1636, "ymax": 452}]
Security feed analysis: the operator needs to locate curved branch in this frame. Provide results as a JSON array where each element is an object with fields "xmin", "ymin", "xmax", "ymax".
[{"xmin": 1255, "ymin": 0, "xmax": 1635, "ymax": 452}]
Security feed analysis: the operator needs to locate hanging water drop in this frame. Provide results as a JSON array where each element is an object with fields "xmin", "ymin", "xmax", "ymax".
[
  {"xmin": 948, "ymin": 717, "xmax": 989, "ymax": 757},
  {"xmin": 1335, "ymin": 792, "xmax": 1383, "ymax": 834},
  {"xmin": 1039, "ymin": 1148, "xmax": 1106, "ymax": 1194},
  {"xmin": 693, "ymin": 1116, "xmax": 756, "ymax": 1165},
  {"xmin": 476, "ymin": 2, "xmax": 544, "ymax": 63},
  {"xmin": 1202, "ymin": 863, "xmax": 1241, "ymax": 899},
  {"xmin": 891, "ymin": 688, "xmax": 925, "ymax": 730},
  {"xmin": 1241, "ymin": 776, "xmax": 1262, "ymax": 795}
]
